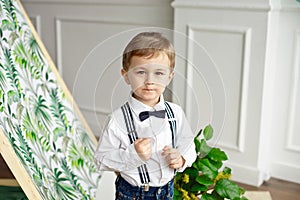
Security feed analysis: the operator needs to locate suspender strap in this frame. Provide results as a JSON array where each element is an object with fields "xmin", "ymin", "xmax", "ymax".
[
  {"xmin": 121, "ymin": 102, "xmax": 150, "ymax": 184},
  {"xmin": 121, "ymin": 102, "xmax": 138, "ymax": 143},
  {"xmin": 164, "ymin": 101, "xmax": 177, "ymax": 174},
  {"xmin": 121, "ymin": 101, "xmax": 177, "ymax": 184},
  {"xmin": 164, "ymin": 101, "xmax": 177, "ymax": 148}
]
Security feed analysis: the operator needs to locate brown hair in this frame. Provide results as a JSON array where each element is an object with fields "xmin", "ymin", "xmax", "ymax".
[{"xmin": 122, "ymin": 32, "xmax": 175, "ymax": 71}]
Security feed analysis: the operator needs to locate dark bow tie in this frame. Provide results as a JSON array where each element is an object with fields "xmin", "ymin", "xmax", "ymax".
[{"xmin": 139, "ymin": 110, "xmax": 166, "ymax": 121}]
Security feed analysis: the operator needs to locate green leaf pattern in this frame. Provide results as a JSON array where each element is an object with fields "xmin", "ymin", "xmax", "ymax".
[{"xmin": 0, "ymin": 0, "xmax": 100, "ymax": 199}]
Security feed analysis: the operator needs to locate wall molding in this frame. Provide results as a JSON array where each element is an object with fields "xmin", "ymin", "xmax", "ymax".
[
  {"xmin": 280, "ymin": 6, "xmax": 300, "ymax": 12},
  {"xmin": 79, "ymin": 105, "xmax": 110, "ymax": 116},
  {"xmin": 171, "ymin": 0, "xmax": 300, "ymax": 12},
  {"xmin": 172, "ymin": 0, "xmax": 271, "ymax": 11},
  {"xmin": 28, "ymin": 15, "xmax": 41, "ymax": 37},
  {"xmin": 186, "ymin": 24, "xmax": 252, "ymax": 153},
  {"xmin": 286, "ymin": 29, "xmax": 300, "ymax": 153},
  {"xmin": 279, "ymin": 2, "xmax": 300, "ymax": 12},
  {"xmin": 22, "ymin": 0, "xmax": 172, "ymax": 7},
  {"xmin": 272, "ymin": 161, "xmax": 300, "ymax": 184},
  {"xmin": 226, "ymin": 162, "xmax": 267, "ymax": 186},
  {"xmin": 24, "ymin": 0, "xmax": 300, "ymax": 12},
  {"xmin": 55, "ymin": 16, "xmax": 153, "ymax": 76},
  {"xmin": 55, "ymin": 16, "xmax": 155, "ymax": 26},
  {"xmin": 79, "ymin": 105, "xmax": 110, "ymax": 137}
]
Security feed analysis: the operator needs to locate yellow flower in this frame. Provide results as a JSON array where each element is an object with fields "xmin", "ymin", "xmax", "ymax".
[
  {"xmin": 190, "ymin": 193, "xmax": 199, "ymax": 200},
  {"xmin": 183, "ymin": 173, "xmax": 189, "ymax": 183},
  {"xmin": 178, "ymin": 188, "xmax": 190, "ymax": 200},
  {"xmin": 214, "ymin": 172, "xmax": 231, "ymax": 183}
]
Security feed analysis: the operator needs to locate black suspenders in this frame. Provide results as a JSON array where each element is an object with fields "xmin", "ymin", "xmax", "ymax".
[
  {"xmin": 164, "ymin": 101, "xmax": 177, "ymax": 149},
  {"xmin": 121, "ymin": 102, "xmax": 151, "ymax": 186},
  {"xmin": 121, "ymin": 101, "xmax": 176, "ymax": 188}
]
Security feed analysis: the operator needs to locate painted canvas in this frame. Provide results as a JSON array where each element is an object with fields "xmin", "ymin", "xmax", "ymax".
[{"xmin": 0, "ymin": 0, "xmax": 101, "ymax": 199}]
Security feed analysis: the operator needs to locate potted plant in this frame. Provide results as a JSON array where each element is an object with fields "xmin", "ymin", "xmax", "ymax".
[{"xmin": 174, "ymin": 125, "xmax": 248, "ymax": 200}]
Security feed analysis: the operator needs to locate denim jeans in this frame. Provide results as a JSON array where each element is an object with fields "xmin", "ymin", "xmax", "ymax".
[{"xmin": 115, "ymin": 176, "xmax": 174, "ymax": 200}]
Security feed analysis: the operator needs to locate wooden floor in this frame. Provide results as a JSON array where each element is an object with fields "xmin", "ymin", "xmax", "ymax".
[{"xmin": 237, "ymin": 178, "xmax": 300, "ymax": 200}]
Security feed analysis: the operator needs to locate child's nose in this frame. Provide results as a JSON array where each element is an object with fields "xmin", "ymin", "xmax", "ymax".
[{"xmin": 145, "ymin": 74, "xmax": 154, "ymax": 84}]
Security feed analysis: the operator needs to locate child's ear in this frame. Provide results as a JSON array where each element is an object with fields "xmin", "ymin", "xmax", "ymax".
[
  {"xmin": 121, "ymin": 69, "xmax": 130, "ymax": 84},
  {"xmin": 167, "ymin": 71, "xmax": 175, "ymax": 85}
]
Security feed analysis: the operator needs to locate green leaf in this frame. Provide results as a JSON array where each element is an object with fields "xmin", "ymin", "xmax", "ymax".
[
  {"xmin": 201, "ymin": 193, "xmax": 218, "ymax": 200},
  {"xmin": 184, "ymin": 167, "xmax": 199, "ymax": 179},
  {"xmin": 174, "ymin": 187, "xmax": 180, "ymax": 196},
  {"xmin": 7, "ymin": 90, "xmax": 19, "ymax": 103},
  {"xmin": 215, "ymin": 179, "xmax": 242, "ymax": 199},
  {"xmin": 203, "ymin": 124, "xmax": 213, "ymax": 140},
  {"xmin": 53, "ymin": 127, "xmax": 65, "ymax": 141},
  {"xmin": 190, "ymin": 182, "xmax": 208, "ymax": 192},
  {"xmin": 196, "ymin": 175, "xmax": 214, "ymax": 186},
  {"xmin": 223, "ymin": 167, "xmax": 231, "ymax": 175},
  {"xmin": 39, "ymin": 135, "xmax": 50, "ymax": 152},
  {"xmin": 175, "ymin": 172, "xmax": 183, "ymax": 182},
  {"xmin": 26, "ymin": 131, "xmax": 37, "ymax": 141},
  {"xmin": 194, "ymin": 137, "xmax": 201, "ymax": 153},
  {"xmin": 174, "ymin": 190, "xmax": 184, "ymax": 200},
  {"xmin": 1, "ymin": 19, "xmax": 12, "ymax": 30},
  {"xmin": 199, "ymin": 139, "xmax": 212, "ymax": 158},
  {"xmin": 198, "ymin": 159, "xmax": 218, "ymax": 179},
  {"xmin": 211, "ymin": 190, "xmax": 224, "ymax": 200},
  {"xmin": 210, "ymin": 160, "xmax": 223, "ymax": 170},
  {"xmin": 208, "ymin": 148, "xmax": 228, "ymax": 162},
  {"xmin": 192, "ymin": 162, "xmax": 200, "ymax": 171}
]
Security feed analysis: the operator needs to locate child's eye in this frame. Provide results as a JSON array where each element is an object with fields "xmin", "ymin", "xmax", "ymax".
[
  {"xmin": 155, "ymin": 72, "xmax": 165, "ymax": 76},
  {"xmin": 136, "ymin": 71, "xmax": 146, "ymax": 75}
]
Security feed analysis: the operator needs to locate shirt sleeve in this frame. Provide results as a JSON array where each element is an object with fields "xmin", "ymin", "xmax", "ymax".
[
  {"xmin": 94, "ymin": 116, "xmax": 145, "ymax": 172},
  {"xmin": 174, "ymin": 105, "xmax": 197, "ymax": 172}
]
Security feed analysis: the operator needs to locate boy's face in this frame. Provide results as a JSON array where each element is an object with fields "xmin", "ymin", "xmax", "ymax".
[{"xmin": 121, "ymin": 53, "xmax": 174, "ymax": 107}]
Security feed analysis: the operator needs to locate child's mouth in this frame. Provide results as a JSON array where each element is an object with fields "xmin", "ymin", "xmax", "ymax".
[{"xmin": 143, "ymin": 88, "xmax": 155, "ymax": 92}]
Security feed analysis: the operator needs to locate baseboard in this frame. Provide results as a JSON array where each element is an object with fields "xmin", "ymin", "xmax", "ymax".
[
  {"xmin": 226, "ymin": 163, "xmax": 269, "ymax": 186},
  {"xmin": 271, "ymin": 162, "xmax": 300, "ymax": 184},
  {"xmin": 0, "ymin": 179, "xmax": 19, "ymax": 186}
]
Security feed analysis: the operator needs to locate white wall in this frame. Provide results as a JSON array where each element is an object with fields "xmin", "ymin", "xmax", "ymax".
[
  {"xmin": 172, "ymin": 0, "xmax": 300, "ymax": 186},
  {"xmin": 266, "ymin": 0, "xmax": 300, "ymax": 184},
  {"xmin": 22, "ymin": 0, "xmax": 300, "ymax": 188},
  {"xmin": 172, "ymin": 0, "xmax": 270, "ymax": 186}
]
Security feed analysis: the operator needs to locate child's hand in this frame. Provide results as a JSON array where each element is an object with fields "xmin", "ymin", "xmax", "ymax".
[
  {"xmin": 162, "ymin": 146, "xmax": 186, "ymax": 169},
  {"xmin": 134, "ymin": 138, "xmax": 152, "ymax": 161}
]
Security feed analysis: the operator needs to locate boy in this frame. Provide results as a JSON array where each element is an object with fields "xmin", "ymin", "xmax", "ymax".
[{"xmin": 94, "ymin": 32, "xmax": 196, "ymax": 199}]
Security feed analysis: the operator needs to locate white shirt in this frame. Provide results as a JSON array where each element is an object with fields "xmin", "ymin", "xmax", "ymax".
[{"xmin": 94, "ymin": 94, "xmax": 196, "ymax": 187}]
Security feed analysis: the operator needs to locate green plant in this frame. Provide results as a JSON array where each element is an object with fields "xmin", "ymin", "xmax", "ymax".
[{"xmin": 174, "ymin": 125, "xmax": 248, "ymax": 200}]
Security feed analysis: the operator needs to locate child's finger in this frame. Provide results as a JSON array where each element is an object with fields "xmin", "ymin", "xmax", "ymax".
[
  {"xmin": 168, "ymin": 151, "xmax": 180, "ymax": 161},
  {"xmin": 134, "ymin": 138, "xmax": 142, "ymax": 144},
  {"xmin": 161, "ymin": 145, "xmax": 171, "ymax": 156},
  {"xmin": 134, "ymin": 138, "xmax": 152, "ymax": 161},
  {"xmin": 163, "ymin": 145, "xmax": 171, "ymax": 151},
  {"xmin": 134, "ymin": 138, "xmax": 150, "ymax": 145}
]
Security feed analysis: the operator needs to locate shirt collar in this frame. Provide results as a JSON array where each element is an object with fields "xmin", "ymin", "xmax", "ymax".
[{"xmin": 128, "ymin": 92, "xmax": 165, "ymax": 116}]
